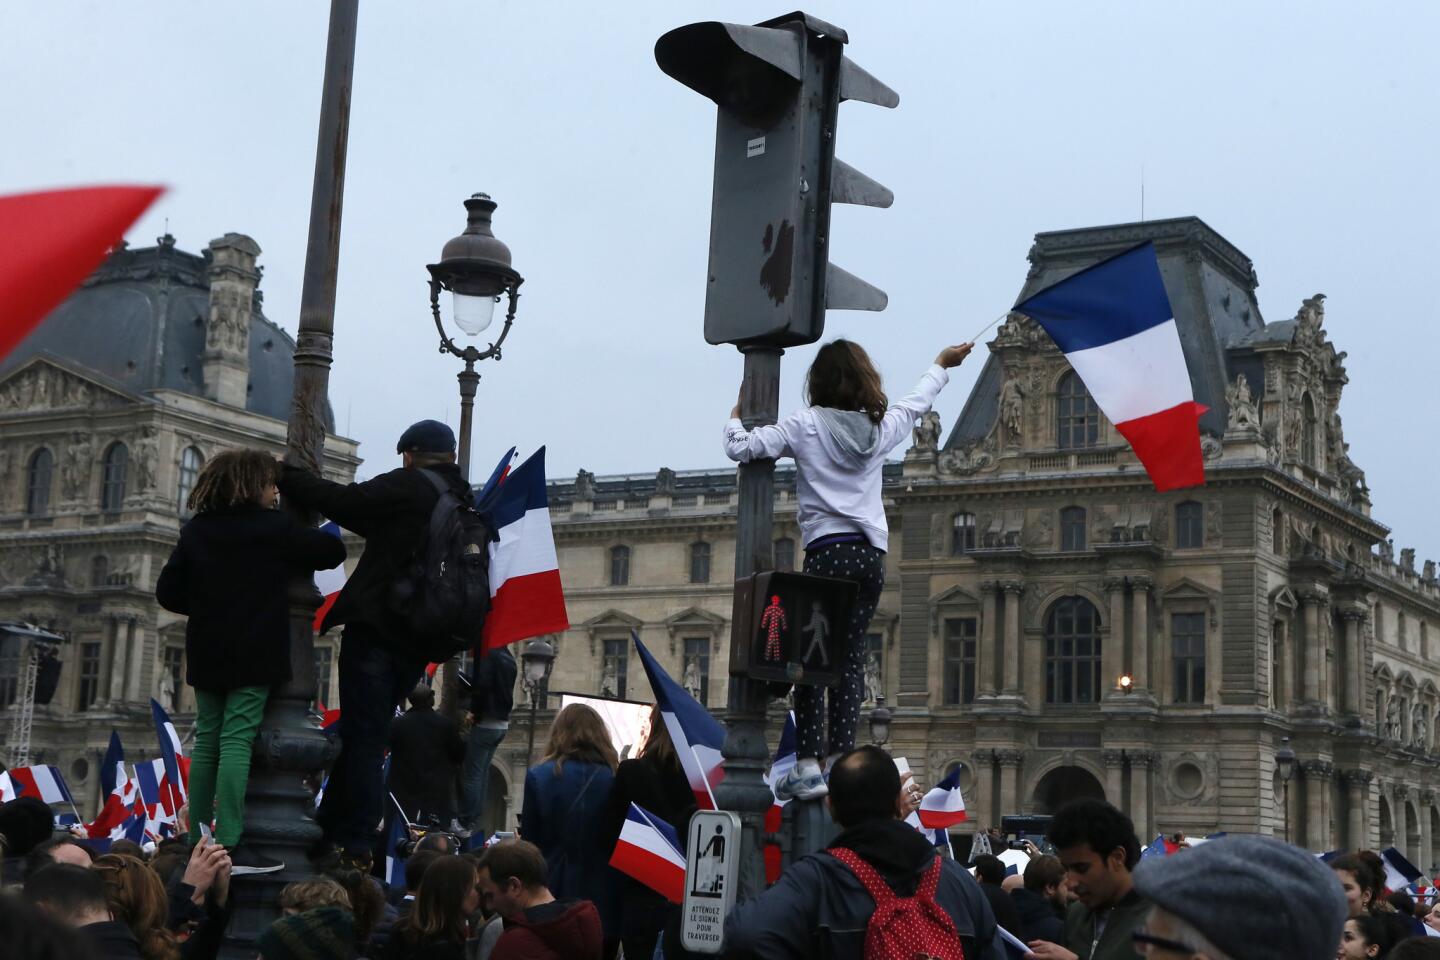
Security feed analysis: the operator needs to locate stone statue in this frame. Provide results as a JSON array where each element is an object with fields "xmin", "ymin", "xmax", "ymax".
[
  {"xmin": 1424, "ymin": 560, "xmax": 1436, "ymax": 584},
  {"xmin": 600, "ymin": 660, "xmax": 618, "ymax": 698},
  {"xmin": 1400, "ymin": 548, "xmax": 1416, "ymax": 574},
  {"xmin": 1295, "ymin": 293, "xmax": 1326, "ymax": 344},
  {"xmin": 62, "ymin": 375, "xmax": 91, "ymax": 409},
  {"xmin": 683, "ymin": 656, "xmax": 702, "ymax": 701},
  {"xmin": 655, "ymin": 467, "xmax": 677, "ymax": 497},
  {"xmin": 135, "ymin": 426, "xmax": 159, "ymax": 491},
  {"xmin": 574, "ymin": 469, "xmax": 595, "ymax": 501},
  {"xmin": 1224, "ymin": 374, "xmax": 1259, "ymax": 433},
  {"xmin": 1380, "ymin": 539, "xmax": 1395, "ymax": 564},
  {"xmin": 864, "ymin": 651, "xmax": 882, "ymax": 704},
  {"xmin": 998, "ymin": 374, "xmax": 1026, "ymax": 444},
  {"xmin": 1413, "ymin": 705, "xmax": 1429, "ymax": 751},
  {"xmin": 159, "ymin": 670, "xmax": 177, "ymax": 713},
  {"xmin": 61, "ymin": 432, "xmax": 92, "ymax": 501},
  {"xmin": 0, "ymin": 445, "xmax": 12, "ymax": 500},
  {"xmin": 912, "ymin": 411, "xmax": 941, "ymax": 454},
  {"xmin": 1387, "ymin": 695, "xmax": 1404, "ymax": 741}
]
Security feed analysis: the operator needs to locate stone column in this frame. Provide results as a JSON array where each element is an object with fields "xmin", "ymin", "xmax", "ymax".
[
  {"xmin": 122, "ymin": 618, "xmax": 143, "ymax": 703},
  {"xmin": 1102, "ymin": 750, "xmax": 1126, "ymax": 809},
  {"xmin": 1340, "ymin": 611, "xmax": 1364, "ymax": 718},
  {"xmin": 1103, "ymin": 578, "xmax": 1126, "ymax": 697},
  {"xmin": 1131, "ymin": 577, "xmax": 1152, "ymax": 694},
  {"xmin": 1298, "ymin": 591, "xmax": 1325, "ymax": 707},
  {"xmin": 1421, "ymin": 791, "xmax": 1435, "ymax": 873},
  {"xmin": 969, "ymin": 750, "xmax": 994, "ymax": 829},
  {"xmin": 1130, "ymin": 752, "xmax": 1155, "ymax": 838},
  {"xmin": 1303, "ymin": 760, "xmax": 1334, "ymax": 852},
  {"xmin": 1343, "ymin": 769, "xmax": 1373, "ymax": 850},
  {"xmin": 105, "ymin": 617, "xmax": 126, "ymax": 704},
  {"xmin": 1395, "ymin": 785, "xmax": 1412, "ymax": 863},
  {"xmin": 997, "ymin": 749, "xmax": 1024, "ymax": 817},
  {"xmin": 978, "ymin": 582, "xmax": 999, "ymax": 697},
  {"xmin": 1002, "ymin": 582, "xmax": 1024, "ymax": 696}
]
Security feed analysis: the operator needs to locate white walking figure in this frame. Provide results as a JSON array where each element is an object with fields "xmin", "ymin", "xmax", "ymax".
[{"xmin": 801, "ymin": 601, "xmax": 830, "ymax": 667}]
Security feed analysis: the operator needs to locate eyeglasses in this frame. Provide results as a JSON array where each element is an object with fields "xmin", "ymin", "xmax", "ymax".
[{"xmin": 1132, "ymin": 929, "xmax": 1198, "ymax": 956}]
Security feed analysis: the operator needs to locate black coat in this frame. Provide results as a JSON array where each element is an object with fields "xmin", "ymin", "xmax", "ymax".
[
  {"xmin": 277, "ymin": 463, "xmax": 470, "ymax": 648},
  {"xmin": 600, "ymin": 753, "xmax": 698, "ymax": 943},
  {"xmin": 979, "ymin": 882, "xmax": 1022, "ymax": 942},
  {"xmin": 1010, "ymin": 886, "xmax": 1065, "ymax": 944},
  {"xmin": 387, "ymin": 705, "xmax": 466, "ymax": 823},
  {"xmin": 156, "ymin": 505, "xmax": 345, "ymax": 691},
  {"xmin": 471, "ymin": 646, "xmax": 517, "ymax": 721}
]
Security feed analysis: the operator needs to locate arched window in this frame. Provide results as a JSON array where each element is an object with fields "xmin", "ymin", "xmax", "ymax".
[
  {"xmin": 1301, "ymin": 393, "xmax": 1317, "ymax": 466},
  {"xmin": 177, "ymin": 446, "xmax": 203, "ymax": 516},
  {"xmin": 26, "ymin": 449, "xmax": 53, "ymax": 516},
  {"xmin": 609, "ymin": 545, "xmax": 631, "ymax": 586},
  {"xmin": 1175, "ymin": 501, "xmax": 1204, "ymax": 549},
  {"xmin": 773, "ymin": 538, "xmax": 795, "ymax": 573},
  {"xmin": 101, "ymin": 442, "xmax": 128, "ymax": 512},
  {"xmin": 689, "ymin": 542, "xmax": 711, "ymax": 584},
  {"xmin": 1060, "ymin": 506, "xmax": 1087, "ymax": 552},
  {"xmin": 952, "ymin": 511, "xmax": 977, "ymax": 556},
  {"xmin": 1056, "ymin": 372, "xmax": 1100, "ymax": 450},
  {"xmin": 1045, "ymin": 597, "xmax": 1102, "ymax": 704},
  {"xmin": 90, "ymin": 555, "xmax": 109, "ymax": 587}
]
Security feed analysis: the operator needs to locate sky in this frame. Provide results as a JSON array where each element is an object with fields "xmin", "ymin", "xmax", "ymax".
[{"xmin": 4, "ymin": 2, "xmax": 1438, "ymax": 558}]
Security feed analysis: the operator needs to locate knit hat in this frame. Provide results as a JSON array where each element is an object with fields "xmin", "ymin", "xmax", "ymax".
[
  {"xmin": 255, "ymin": 906, "xmax": 355, "ymax": 960},
  {"xmin": 1132, "ymin": 835, "xmax": 1347, "ymax": 960},
  {"xmin": 395, "ymin": 419, "xmax": 456, "ymax": 454}
]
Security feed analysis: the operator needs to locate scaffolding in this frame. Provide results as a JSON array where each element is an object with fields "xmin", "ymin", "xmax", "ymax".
[{"xmin": 2, "ymin": 622, "xmax": 65, "ymax": 769}]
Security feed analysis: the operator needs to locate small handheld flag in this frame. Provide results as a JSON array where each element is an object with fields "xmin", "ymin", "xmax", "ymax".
[
  {"xmin": 150, "ymin": 699, "xmax": 188, "ymax": 811},
  {"xmin": 917, "ymin": 768, "xmax": 968, "ymax": 830},
  {"xmin": 633, "ymin": 632, "xmax": 725, "ymax": 808},
  {"xmin": 313, "ymin": 523, "xmax": 347, "ymax": 632},
  {"xmin": 1381, "ymin": 847, "xmax": 1424, "ymax": 893},
  {"xmin": 609, "ymin": 803, "xmax": 687, "ymax": 904}
]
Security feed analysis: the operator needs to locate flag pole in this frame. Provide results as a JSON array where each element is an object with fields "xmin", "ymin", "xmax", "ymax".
[
  {"xmin": 967, "ymin": 310, "xmax": 1011, "ymax": 345},
  {"xmin": 691, "ymin": 745, "xmax": 720, "ymax": 810}
]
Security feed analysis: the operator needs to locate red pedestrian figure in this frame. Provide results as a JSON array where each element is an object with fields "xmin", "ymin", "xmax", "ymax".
[{"xmin": 760, "ymin": 595, "xmax": 787, "ymax": 661}]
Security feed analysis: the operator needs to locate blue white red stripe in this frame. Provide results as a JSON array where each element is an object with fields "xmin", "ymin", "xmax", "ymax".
[
  {"xmin": 479, "ymin": 447, "xmax": 569, "ymax": 651},
  {"xmin": 633, "ymin": 632, "xmax": 725, "ymax": 808},
  {"xmin": 313, "ymin": 522, "xmax": 347, "ymax": 632},
  {"xmin": 917, "ymin": 767, "xmax": 967, "ymax": 829},
  {"xmin": 1381, "ymin": 846, "xmax": 1424, "ymax": 892},
  {"xmin": 150, "ymin": 699, "xmax": 188, "ymax": 810},
  {"xmin": 1015, "ymin": 242, "xmax": 1205, "ymax": 491},
  {"xmin": 8, "ymin": 765, "xmax": 74, "ymax": 805},
  {"xmin": 86, "ymin": 731, "xmax": 138, "ymax": 839},
  {"xmin": 765, "ymin": 712, "xmax": 798, "ymax": 809},
  {"xmin": 610, "ymin": 803, "xmax": 687, "ymax": 904}
]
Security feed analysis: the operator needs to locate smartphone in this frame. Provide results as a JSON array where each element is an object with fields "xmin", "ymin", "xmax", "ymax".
[{"xmin": 199, "ymin": 822, "xmax": 212, "ymax": 844}]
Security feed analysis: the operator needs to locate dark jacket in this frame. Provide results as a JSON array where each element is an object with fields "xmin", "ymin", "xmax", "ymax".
[
  {"xmin": 156, "ymin": 505, "xmax": 344, "ymax": 691},
  {"xmin": 1062, "ymin": 888, "xmax": 1150, "ymax": 960},
  {"xmin": 470, "ymin": 646, "xmax": 517, "ymax": 722},
  {"xmin": 1011, "ymin": 886, "xmax": 1065, "ymax": 944},
  {"xmin": 79, "ymin": 920, "xmax": 143, "ymax": 960},
  {"xmin": 600, "ymin": 753, "xmax": 698, "ymax": 945},
  {"xmin": 979, "ymin": 881, "xmax": 1022, "ymax": 942},
  {"xmin": 521, "ymin": 759, "xmax": 622, "ymax": 939},
  {"xmin": 277, "ymin": 462, "xmax": 469, "ymax": 643},
  {"xmin": 723, "ymin": 818, "xmax": 1004, "ymax": 960},
  {"xmin": 490, "ymin": 899, "xmax": 603, "ymax": 960},
  {"xmin": 388, "ymin": 704, "xmax": 467, "ymax": 823},
  {"xmin": 380, "ymin": 927, "xmax": 466, "ymax": 960}
]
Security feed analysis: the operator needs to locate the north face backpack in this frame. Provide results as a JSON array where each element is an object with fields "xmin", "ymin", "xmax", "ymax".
[
  {"xmin": 390, "ymin": 469, "xmax": 495, "ymax": 661},
  {"xmin": 829, "ymin": 847, "xmax": 966, "ymax": 960}
]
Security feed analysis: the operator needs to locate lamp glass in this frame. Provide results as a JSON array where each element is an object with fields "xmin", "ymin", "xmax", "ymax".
[
  {"xmin": 522, "ymin": 655, "xmax": 549, "ymax": 687},
  {"xmin": 871, "ymin": 715, "xmax": 891, "ymax": 745},
  {"xmin": 451, "ymin": 291, "xmax": 498, "ymax": 336}
]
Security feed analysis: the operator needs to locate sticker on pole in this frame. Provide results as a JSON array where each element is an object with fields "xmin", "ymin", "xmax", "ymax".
[
  {"xmin": 681, "ymin": 809, "xmax": 741, "ymax": 953},
  {"xmin": 746, "ymin": 136, "xmax": 766, "ymax": 158}
]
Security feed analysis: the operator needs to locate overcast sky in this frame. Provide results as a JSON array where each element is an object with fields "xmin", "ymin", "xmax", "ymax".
[{"xmin": 4, "ymin": 2, "xmax": 1437, "ymax": 559}]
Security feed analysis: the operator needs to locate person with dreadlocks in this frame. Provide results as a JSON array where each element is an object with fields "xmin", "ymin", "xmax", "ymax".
[{"xmin": 156, "ymin": 449, "xmax": 345, "ymax": 875}]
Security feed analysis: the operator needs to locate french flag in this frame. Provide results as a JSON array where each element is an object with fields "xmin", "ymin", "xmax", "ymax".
[
  {"xmin": 478, "ymin": 447, "xmax": 570, "ymax": 651},
  {"xmin": 610, "ymin": 803, "xmax": 687, "ymax": 904},
  {"xmin": 151, "ymin": 699, "xmax": 188, "ymax": 810},
  {"xmin": 134, "ymin": 758, "xmax": 180, "ymax": 832},
  {"xmin": 1381, "ymin": 847, "xmax": 1424, "ymax": 893},
  {"xmin": 384, "ymin": 812, "xmax": 408, "ymax": 888},
  {"xmin": 8, "ymin": 765, "xmax": 74, "ymax": 805},
  {"xmin": 633, "ymin": 632, "xmax": 725, "ymax": 808},
  {"xmin": 86, "ymin": 731, "xmax": 137, "ymax": 839},
  {"xmin": 1016, "ymin": 242, "xmax": 1206, "ymax": 492},
  {"xmin": 0, "ymin": 772, "xmax": 14, "ymax": 803},
  {"xmin": 765, "ymin": 712, "xmax": 798, "ymax": 810},
  {"xmin": 917, "ymin": 768, "xmax": 967, "ymax": 830},
  {"xmin": 313, "ymin": 522, "xmax": 347, "ymax": 632}
]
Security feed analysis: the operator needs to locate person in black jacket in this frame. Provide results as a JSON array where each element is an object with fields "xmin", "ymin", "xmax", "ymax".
[
  {"xmin": 973, "ymin": 854, "xmax": 1023, "ymax": 939},
  {"xmin": 460, "ymin": 645, "xmax": 517, "ymax": 834},
  {"xmin": 389, "ymin": 685, "xmax": 467, "ymax": 825},
  {"xmin": 277, "ymin": 419, "xmax": 471, "ymax": 865},
  {"xmin": 1010, "ymin": 853, "xmax": 1066, "ymax": 944},
  {"xmin": 156, "ymin": 449, "xmax": 344, "ymax": 874}
]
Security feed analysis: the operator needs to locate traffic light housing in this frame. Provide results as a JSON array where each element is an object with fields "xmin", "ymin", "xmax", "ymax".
[
  {"xmin": 729, "ymin": 570, "xmax": 858, "ymax": 686},
  {"xmin": 656, "ymin": 12, "xmax": 898, "ymax": 347}
]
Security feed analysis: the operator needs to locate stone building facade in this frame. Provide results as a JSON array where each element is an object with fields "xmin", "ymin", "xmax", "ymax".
[
  {"xmin": 0, "ymin": 234, "xmax": 359, "ymax": 815},
  {"xmin": 512, "ymin": 218, "xmax": 1440, "ymax": 868}
]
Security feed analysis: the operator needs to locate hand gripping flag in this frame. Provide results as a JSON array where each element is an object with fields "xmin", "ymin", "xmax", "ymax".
[
  {"xmin": 917, "ymin": 767, "xmax": 968, "ymax": 830},
  {"xmin": 150, "ymin": 699, "xmax": 188, "ymax": 811},
  {"xmin": 1015, "ymin": 242, "xmax": 1206, "ymax": 491},
  {"xmin": 313, "ymin": 522, "xmax": 347, "ymax": 632},
  {"xmin": 479, "ymin": 447, "xmax": 570, "ymax": 651},
  {"xmin": 610, "ymin": 803, "xmax": 687, "ymax": 904},
  {"xmin": 633, "ymin": 632, "xmax": 725, "ymax": 808},
  {"xmin": 0, "ymin": 186, "xmax": 162, "ymax": 361},
  {"xmin": 1381, "ymin": 847, "xmax": 1424, "ymax": 893}
]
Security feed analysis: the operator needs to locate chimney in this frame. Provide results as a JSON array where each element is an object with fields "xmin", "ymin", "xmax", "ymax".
[{"xmin": 203, "ymin": 233, "xmax": 261, "ymax": 407}]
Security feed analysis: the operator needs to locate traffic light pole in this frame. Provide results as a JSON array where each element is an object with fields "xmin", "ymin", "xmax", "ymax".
[{"xmin": 717, "ymin": 344, "xmax": 784, "ymax": 902}]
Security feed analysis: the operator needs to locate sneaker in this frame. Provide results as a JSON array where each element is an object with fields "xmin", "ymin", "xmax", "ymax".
[
  {"xmin": 448, "ymin": 819, "xmax": 473, "ymax": 840},
  {"xmin": 228, "ymin": 844, "xmax": 285, "ymax": 876},
  {"xmin": 774, "ymin": 759, "xmax": 828, "ymax": 801}
]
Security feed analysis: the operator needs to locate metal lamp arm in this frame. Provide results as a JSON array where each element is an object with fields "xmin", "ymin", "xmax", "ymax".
[{"xmin": 430, "ymin": 278, "xmax": 524, "ymax": 363}]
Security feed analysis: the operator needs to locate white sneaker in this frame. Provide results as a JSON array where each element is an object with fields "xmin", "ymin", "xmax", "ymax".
[{"xmin": 775, "ymin": 759, "xmax": 828, "ymax": 801}]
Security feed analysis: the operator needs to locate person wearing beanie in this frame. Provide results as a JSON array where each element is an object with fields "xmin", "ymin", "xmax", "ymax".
[
  {"xmin": 279, "ymin": 418, "xmax": 472, "ymax": 868},
  {"xmin": 1128, "ymin": 834, "xmax": 1348, "ymax": 960},
  {"xmin": 257, "ymin": 906, "xmax": 356, "ymax": 960}
]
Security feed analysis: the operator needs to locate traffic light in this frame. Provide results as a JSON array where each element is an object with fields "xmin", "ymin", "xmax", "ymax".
[
  {"xmin": 729, "ymin": 570, "xmax": 858, "ymax": 686},
  {"xmin": 656, "ymin": 12, "xmax": 898, "ymax": 347}
]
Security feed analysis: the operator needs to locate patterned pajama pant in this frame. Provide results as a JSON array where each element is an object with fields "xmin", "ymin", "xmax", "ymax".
[{"xmin": 795, "ymin": 540, "xmax": 885, "ymax": 760}]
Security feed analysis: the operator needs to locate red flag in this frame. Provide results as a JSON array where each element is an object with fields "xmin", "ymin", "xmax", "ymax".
[{"xmin": 0, "ymin": 185, "xmax": 163, "ymax": 360}]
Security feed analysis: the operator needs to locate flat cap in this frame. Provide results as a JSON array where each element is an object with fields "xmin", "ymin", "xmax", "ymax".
[
  {"xmin": 395, "ymin": 419, "xmax": 456, "ymax": 454},
  {"xmin": 1133, "ymin": 834, "xmax": 1347, "ymax": 960}
]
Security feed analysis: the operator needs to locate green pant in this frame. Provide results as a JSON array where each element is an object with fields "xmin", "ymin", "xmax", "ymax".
[{"xmin": 188, "ymin": 685, "xmax": 269, "ymax": 848}]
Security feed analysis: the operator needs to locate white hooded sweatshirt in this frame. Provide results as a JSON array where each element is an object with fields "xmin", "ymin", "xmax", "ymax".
[{"xmin": 722, "ymin": 363, "xmax": 950, "ymax": 552}]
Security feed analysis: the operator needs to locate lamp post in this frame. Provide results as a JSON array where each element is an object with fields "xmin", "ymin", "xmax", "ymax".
[
  {"xmin": 1118, "ymin": 674, "xmax": 1135, "ymax": 694},
  {"xmin": 868, "ymin": 696, "xmax": 893, "ymax": 748},
  {"xmin": 520, "ymin": 638, "xmax": 557, "ymax": 763},
  {"xmin": 427, "ymin": 193, "xmax": 524, "ymax": 719},
  {"xmin": 1276, "ymin": 736, "xmax": 1297, "ymax": 843}
]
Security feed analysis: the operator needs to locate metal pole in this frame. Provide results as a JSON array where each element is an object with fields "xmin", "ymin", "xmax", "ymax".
[
  {"xmin": 438, "ymin": 358, "xmax": 480, "ymax": 720},
  {"xmin": 715, "ymin": 344, "xmax": 783, "ymax": 902},
  {"xmin": 525, "ymin": 686, "xmax": 540, "ymax": 763},
  {"xmin": 1283, "ymin": 782, "xmax": 1290, "ymax": 843},
  {"xmin": 226, "ymin": 0, "xmax": 356, "ymax": 951}
]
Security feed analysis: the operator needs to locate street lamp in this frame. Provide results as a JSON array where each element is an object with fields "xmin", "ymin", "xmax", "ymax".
[
  {"xmin": 1118, "ymin": 674, "xmax": 1134, "ymax": 694},
  {"xmin": 1276, "ymin": 736, "xmax": 1297, "ymax": 843},
  {"xmin": 869, "ymin": 696, "xmax": 893, "ymax": 747},
  {"xmin": 521, "ymin": 638, "xmax": 557, "ymax": 763}
]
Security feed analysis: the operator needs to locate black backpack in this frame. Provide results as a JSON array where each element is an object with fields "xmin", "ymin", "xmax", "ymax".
[{"xmin": 390, "ymin": 469, "xmax": 496, "ymax": 662}]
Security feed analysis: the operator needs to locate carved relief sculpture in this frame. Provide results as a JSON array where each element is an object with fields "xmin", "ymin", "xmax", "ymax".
[
  {"xmin": 864, "ymin": 651, "xmax": 882, "ymax": 705},
  {"xmin": 1387, "ymin": 694, "xmax": 1404, "ymax": 741},
  {"xmin": 61, "ymin": 432, "xmax": 92, "ymax": 501},
  {"xmin": 682, "ymin": 656, "xmax": 702, "ymax": 701},
  {"xmin": 1224, "ymin": 374, "xmax": 1259, "ymax": 433},
  {"xmin": 911, "ymin": 411, "xmax": 941, "ymax": 454},
  {"xmin": 134, "ymin": 426, "xmax": 159, "ymax": 492},
  {"xmin": 998, "ymin": 373, "xmax": 1026, "ymax": 446},
  {"xmin": 600, "ymin": 660, "xmax": 618, "ymax": 698},
  {"xmin": 654, "ymin": 467, "xmax": 677, "ymax": 497},
  {"xmin": 1412, "ymin": 704, "xmax": 1429, "ymax": 751},
  {"xmin": 574, "ymin": 469, "xmax": 595, "ymax": 500}
]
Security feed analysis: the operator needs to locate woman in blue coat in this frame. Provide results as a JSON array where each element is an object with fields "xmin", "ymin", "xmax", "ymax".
[{"xmin": 520, "ymin": 702, "xmax": 622, "ymax": 957}]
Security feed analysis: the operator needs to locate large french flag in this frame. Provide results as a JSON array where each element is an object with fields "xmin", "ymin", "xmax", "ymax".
[
  {"xmin": 8, "ymin": 765, "xmax": 74, "ymax": 805},
  {"xmin": 150, "ymin": 699, "xmax": 188, "ymax": 809},
  {"xmin": 610, "ymin": 802, "xmax": 687, "ymax": 904},
  {"xmin": 135, "ymin": 758, "xmax": 180, "ymax": 830},
  {"xmin": 313, "ymin": 522, "xmax": 347, "ymax": 632},
  {"xmin": 634, "ymin": 632, "xmax": 725, "ymax": 808},
  {"xmin": 479, "ymin": 447, "xmax": 570, "ymax": 651},
  {"xmin": 1016, "ymin": 242, "xmax": 1206, "ymax": 491},
  {"xmin": 917, "ymin": 767, "xmax": 967, "ymax": 829}
]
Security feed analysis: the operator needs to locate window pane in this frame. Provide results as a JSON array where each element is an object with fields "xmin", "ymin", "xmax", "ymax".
[
  {"xmin": 774, "ymin": 538, "xmax": 795, "ymax": 572},
  {"xmin": 27, "ymin": 449, "xmax": 53, "ymax": 516},
  {"xmin": 942, "ymin": 619, "xmax": 977, "ymax": 705},
  {"xmin": 690, "ymin": 543, "xmax": 711, "ymax": 584},
  {"xmin": 1176, "ymin": 502, "xmax": 1203, "ymax": 549},
  {"xmin": 602, "ymin": 638, "xmax": 629, "ymax": 700},
  {"xmin": 78, "ymin": 642, "xmax": 102, "ymax": 711},
  {"xmin": 1171, "ymin": 612, "xmax": 1206, "ymax": 704},
  {"xmin": 610, "ymin": 547, "xmax": 630, "ymax": 586},
  {"xmin": 1044, "ymin": 597, "xmax": 1102, "ymax": 704},
  {"xmin": 1057, "ymin": 373, "xmax": 1100, "ymax": 450},
  {"xmin": 102, "ymin": 444, "xmax": 128, "ymax": 512},
  {"xmin": 178, "ymin": 447, "xmax": 204, "ymax": 516},
  {"xmin": 952, "ymin": 513, "xmax": 976, "ymax": 556}
]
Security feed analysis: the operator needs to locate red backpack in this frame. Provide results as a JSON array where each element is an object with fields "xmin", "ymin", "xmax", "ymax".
[{"xmin": 829, "ymin": 847, "xmax": 967, "ymax": 960}]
